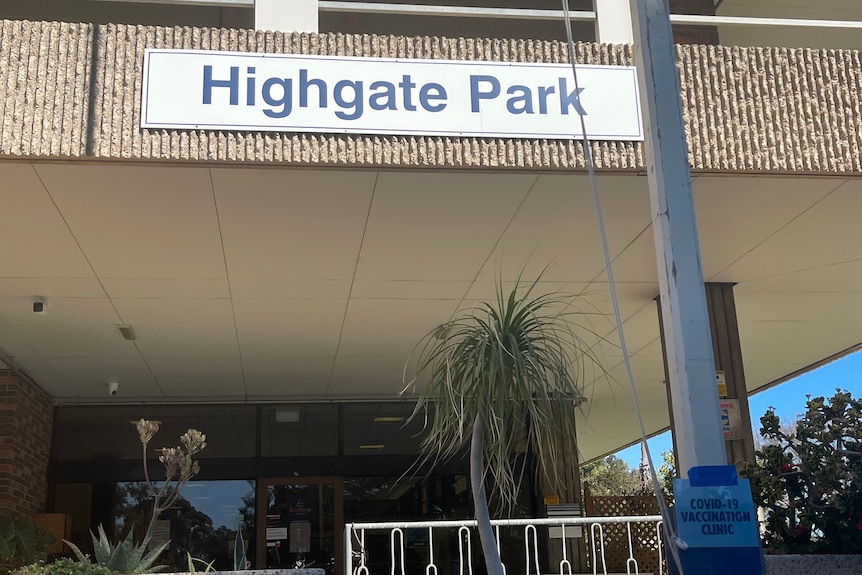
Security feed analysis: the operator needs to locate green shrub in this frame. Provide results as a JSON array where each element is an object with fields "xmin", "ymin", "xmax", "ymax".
[
  {"xmin": 13, "ymin": 558, "xmax": 118, "ymax": 575},
  {"xmin": 742, "ymin": 390, "xmax": 862, "ymax": 554},
  {"xmin": 0, "ymin": 512, "xmax": 55, "ymax": 567}
]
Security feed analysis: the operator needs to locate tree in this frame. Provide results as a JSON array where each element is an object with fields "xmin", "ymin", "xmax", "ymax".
[
  {"xmin": 405, "ymin": 282, "xmax": 599, "ymax": 575},
  {"xmin": 754, "ymin": 414, "xmax": 801, "ymax": 451},
  {"xmin": 742, "ymin": 390, "xmax": 862, "ymax": 554},
  {"xmin": 581, "ymin": 456, "xmax": 640, "ymax": 496}
]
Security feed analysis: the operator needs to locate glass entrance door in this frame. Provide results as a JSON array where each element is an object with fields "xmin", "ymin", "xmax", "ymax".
[{"xmin": 256, "ymin": 477, "xmax": 344, "ymax": 575}]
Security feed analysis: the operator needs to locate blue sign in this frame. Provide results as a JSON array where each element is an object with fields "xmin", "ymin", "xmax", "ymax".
[
  {"xmin": 671, "ymin": 465, "xmax": 764, "ymax": 575},
  {"xmin": 673, "ymin": 480, "xmax": 759, "ymax": 547}
]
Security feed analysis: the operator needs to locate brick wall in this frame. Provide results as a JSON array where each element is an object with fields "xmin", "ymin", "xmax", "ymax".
[
  {"xmin": 0, "ymin": 372, "xmax": 53, "ymax": 516},
  {"xmin": 671, "ymin": 0, "xmax": 719, "ymax": 45}
]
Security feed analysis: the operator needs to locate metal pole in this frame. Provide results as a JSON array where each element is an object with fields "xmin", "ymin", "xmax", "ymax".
[{"xmin": 628, "ymin": 0, "xmax": 726, "ymax": 475}]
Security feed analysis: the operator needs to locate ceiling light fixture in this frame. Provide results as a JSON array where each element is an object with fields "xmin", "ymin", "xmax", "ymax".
[
  {"xmin": 359, "ymin": 444, "xmax": 386, "ymax": 450},
  {"xmin": 117, "ymin": 324, "xmax": 137, "ymax": 341},
  {"xmin": 373, "ymin": 417, "xmax": 405, "ymax": 423},
  {"xmin": 275, "ymin": 408, "xmax": 301, "ymax": 423}
]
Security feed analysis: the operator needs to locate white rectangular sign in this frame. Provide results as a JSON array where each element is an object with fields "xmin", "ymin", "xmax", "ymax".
[{"xmin": 141, "ymin": 49, "xmax": 643, "ymax": 141}]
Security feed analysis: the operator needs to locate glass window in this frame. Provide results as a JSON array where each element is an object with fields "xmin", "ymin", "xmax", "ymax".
[
  {"xmin": 260, "ymin": 404, "xmax": 339, "ymax": 457},
  {"xmin": 115, "ymin": 480, "xmax": 255, "ymax": 572},
  {"xmin": 342, "ymin": 403, "xmax": 428, "ymax": 455},
  {"xmin": 54, "ymin": 405, "xmax": 257, "ymax": 461}
]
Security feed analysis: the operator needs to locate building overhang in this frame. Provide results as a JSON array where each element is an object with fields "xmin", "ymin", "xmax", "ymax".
[{"xmin": 1, "ymin": 20, "xmax": 861, "ymax": 460}]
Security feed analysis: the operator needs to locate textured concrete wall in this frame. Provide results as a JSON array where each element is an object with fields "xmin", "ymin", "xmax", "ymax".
[
  {"xmin": 0, "ymin": 20, "xmax": 92, "ymax": 158},
  {"xmin": 1, "ymin": 18, "xmax": 861, "ymax": 173}
]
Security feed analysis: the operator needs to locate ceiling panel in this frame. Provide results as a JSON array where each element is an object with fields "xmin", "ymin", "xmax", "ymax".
[
  {"xmin": 35, "ymin": 165, "xmax": 226, "ymax": 279},
  {"xmin": 735, "ymin": 291, "xmax": 862, "ymax": 321},
  {"xmin": 714, "ymin": 179, "xmax": 862, "ymax": 281},
  {"xmin": 577, "ymin": 362, "xmax": 670, "ymax": 461},
  {"xmin": 0, "ymin": 297, "xmax": 132, "ymax": 357},
  {"xmin": 743, "ymin": 362, "xmax": 810, "ymax": 394},
  {"xmin": 0, "ymin": 163, "xmax": 92, "ymax": 278},
  {"xmin": 0, "ymin": 278, "xmax": 104, "ymax": 299},
  {"xmin": 228, "ymin": 278, "xmax": 351, "ymax": 299},
  {"xmin": 101, "ymin": 278, "xmax": 230, "ymax": 299},
  {"xmin": 147, "ymin": 356, "xmax": 244, "ymax": 397},
  {"xmin": 111, "ymin": 298, "xmax": 238, "ymax": 358},
  {"xmin": 350, "ymin": 280, "xmax": 470, "ymax": 300},
  {"xmin": 355, "ymin": 172, "xmax": 535, "ymax": 281},
  {"xmin": 244, "ymin": 356, "xmax": 334, "ymax": 398},
  {"xmin": 738, "ymin": 319, "xmax": 862, "ymax": 384},
  {"xmin": 597, "ymin": 227, "xmax": 658, "ymax": 283},
  {"xmin": 475, "ymin": 174, "xmax": 651, "ymax": 283},
  {"xmin": 337, "ymin": 298, "xmax": 459, "ymax": 357},
  {"xmin": 735, "ymin": 259, "xmax": 862, "ymax": 293},
  {"xmin": 233, "ymin": 298, "xmax": 346, "ymax": 357},
  {"xmin": 43, "ymin": 356, "xmax": 159, "ymax": 399},
  {"xmin": 329, "ymin": 355, "xmax": 409, "ymax": 397},
  {"xmin": 462, "ymin": 280, "xmax": 587, "ymax": 301},
  {"xmin": 695, "ymin": 176, "xmax": 843, "ymax": 280},
  {"xmin": 212, "ymin": 168, "xmax": 376, "ymax": 280}
]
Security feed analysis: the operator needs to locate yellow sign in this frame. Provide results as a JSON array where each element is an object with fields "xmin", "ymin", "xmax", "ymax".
[
  {"xmin": 716, "ymin": 371, "xmax": 728, "ymax": 398},
  {"xmin": 544, "ymin": 495, "xmax": 560, "ymax": 505}
]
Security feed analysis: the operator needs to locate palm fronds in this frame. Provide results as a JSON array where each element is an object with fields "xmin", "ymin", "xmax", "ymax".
[{"xmin": 405, "ymin": 280, "xmax": 598, "ymax": 510}]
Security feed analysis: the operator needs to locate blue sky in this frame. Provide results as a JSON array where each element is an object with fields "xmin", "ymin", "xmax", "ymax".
[{"xmin": 616, "ymin": 349, "xmax": 862, "ymax": 469}]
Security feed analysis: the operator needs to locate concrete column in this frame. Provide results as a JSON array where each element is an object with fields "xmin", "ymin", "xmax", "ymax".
[
  {"xmin": 594, "ymin": 0, "xmax": 634, "ymax": 45},
  {"xmin": 255, "ymin": 0, "xmax": 318, "ymax": 33},
  {"xmin": 540, "ymin": 432, "xmax": 586, "ymax": 573},
  {"xmin": 704, "ymin": 283, "xmax": 757, "ymax": 469},
  {"xmin": 657, "ymin": 283, "xmax": 757, "ymax": 475}
]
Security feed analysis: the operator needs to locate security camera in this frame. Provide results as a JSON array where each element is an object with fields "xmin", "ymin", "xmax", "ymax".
[
  {"xmin": 108, "ymin": 382, "xmax": 119, "ymax": 396},
  {"xmin": 32, "ymin": 300, "xmax": 45, "ymax": 313}
]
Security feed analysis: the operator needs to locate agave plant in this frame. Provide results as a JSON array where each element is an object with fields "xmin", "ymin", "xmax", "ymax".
[
  {"xmin": 66, "ymin": 525, "xmax": 168, "ymax": 574},
  {"xmin": 405, "ymin": 281, "xmax": 598, "ymax": 575}
]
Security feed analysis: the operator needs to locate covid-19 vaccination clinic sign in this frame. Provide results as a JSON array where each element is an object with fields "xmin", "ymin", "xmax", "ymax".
[{"xmin": 141, "ymin": 49, "xmax": 643, "ymax": 141}]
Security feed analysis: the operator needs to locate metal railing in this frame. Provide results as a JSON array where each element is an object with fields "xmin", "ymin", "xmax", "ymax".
[
  {"xmin": 94, "ymin": 0, "xmax": 862, "ymax": 31},
  {"xmin": 345, "ymin": 515, "xmax": 665, "ymax": 575}
]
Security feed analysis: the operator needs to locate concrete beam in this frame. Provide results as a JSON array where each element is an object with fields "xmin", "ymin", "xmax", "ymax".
[{"xmin": 595, "ymin": 0, "xmax": 633, "ymax": 44}]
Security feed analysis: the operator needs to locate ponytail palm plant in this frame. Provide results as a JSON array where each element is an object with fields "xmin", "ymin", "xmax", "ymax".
[{"xmin": 404, "ymin": 282, "xmax": 596, "ymax": 575}]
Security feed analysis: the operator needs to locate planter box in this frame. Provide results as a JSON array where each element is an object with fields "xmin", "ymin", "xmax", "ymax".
[{"xmin": 765, "ymin": 554, "xmax": 862, "ymax": 575}]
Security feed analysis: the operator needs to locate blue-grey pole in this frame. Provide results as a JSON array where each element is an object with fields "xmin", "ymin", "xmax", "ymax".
[{"xmin": 628, "ymin": 0, "xmax": 727, "ymax": 474}]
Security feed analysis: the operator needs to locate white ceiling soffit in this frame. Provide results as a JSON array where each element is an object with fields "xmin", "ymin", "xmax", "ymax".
[{"xmin": 0, "ymin": 162, "xmax": 860, "ymax": 460}]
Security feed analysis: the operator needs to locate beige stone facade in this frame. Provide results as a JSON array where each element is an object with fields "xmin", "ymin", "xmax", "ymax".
[{"xmin": 1, "ymin": 18, "xmax": 860, "ymax": 173}]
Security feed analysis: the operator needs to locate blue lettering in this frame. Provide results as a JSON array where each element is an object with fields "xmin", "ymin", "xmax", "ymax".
[
  {"xmin": 558, "ymin": 78, "xmax": 586, "ymax": 115},
  {"xmin": 399, "ymin": 75, "xmax": 417, "ymax": 111},
  {"xmin": 334, "ymin": 80, "xmax": 363, "ymax": 120},
  {"xmin": 299, "ymin": 69, "xmax": 327, "ymax": 108},
  {"xmin": 202, "ymin": 65, "xmax": 239, "ymax": 105},
  {"xmin": 538, "ymin": 85, "xmax": 555, "ymax": 114},
  {"xmin": 246, "ymin": 67, "xmax": 256, "ymax": 105},
  {"xmin": 419, "ymin": 83, "xmax": 447, "ymax": 112},
  {"xmin": 470, "ymin": 75, "xmax": 500, "ymax": 112},
  {"xmin": 506, "ymin": 85, "xmax": 533, "ymax": 114},
  {"xmin": 262, "ymin": 77, "xmax": 293, "ymax": 118},
  {"xmin": 369, "ymin": 81, "xmax": 397, "ymax": 111}
]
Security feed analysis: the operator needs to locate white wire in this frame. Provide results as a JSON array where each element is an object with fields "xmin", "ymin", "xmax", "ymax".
[{"xmin": 558, "ymin": 2, "xmax": 685, "ymax": 574}]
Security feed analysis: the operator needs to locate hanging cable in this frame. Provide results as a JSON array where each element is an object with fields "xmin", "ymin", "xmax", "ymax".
[{"xmin": 558, "ymin": 2, "xmax": 685, "ymax": 573}]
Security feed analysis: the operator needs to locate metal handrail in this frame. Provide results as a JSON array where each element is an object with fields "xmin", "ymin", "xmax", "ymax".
[
  {"xmin": 92, "ymin": 0, "xmax": 862, "ymax": 30},
  {"xmin": 346, "ymin": 515, "xmax": 666, "ymax": 575},
  {"xmin": 346, "ymin": 515, "xmax": 662, "ymax": 529}
]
